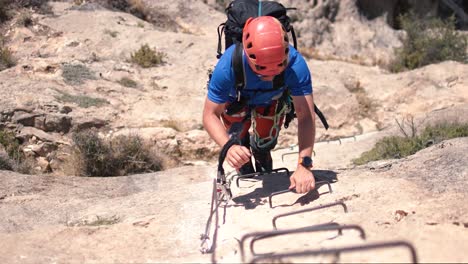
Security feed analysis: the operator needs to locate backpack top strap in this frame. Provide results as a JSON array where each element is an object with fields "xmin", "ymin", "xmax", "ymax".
[{"xmin": 232, "ymin": 43, "xmax": 245, "ymax": 101}]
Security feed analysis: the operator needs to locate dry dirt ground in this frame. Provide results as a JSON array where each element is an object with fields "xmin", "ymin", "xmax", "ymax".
[
  {"xmin": 0, "ymin": 1, "xmax": 468, "ymax": 263},
  {"xmin": 0, "ymin": 136, "xmax": 467, "ymax": 263}
]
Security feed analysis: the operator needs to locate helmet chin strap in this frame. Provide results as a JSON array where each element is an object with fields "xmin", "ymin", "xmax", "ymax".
[{"xmin": 259, "ymin": 75, "xmax": 274, "ymax": 81}]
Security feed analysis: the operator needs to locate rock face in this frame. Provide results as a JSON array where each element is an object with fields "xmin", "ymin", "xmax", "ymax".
[{"xmin": 0, "ymin": 0, "xmax": 467, "ymax": 172}]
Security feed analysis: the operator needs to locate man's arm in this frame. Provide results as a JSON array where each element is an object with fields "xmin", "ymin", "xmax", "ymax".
[
  {"xmin": 202, "ymin": 97, "xmax": 251, "ymax": 169},
  {"xmin": 289, "ymin": 94, "xmax": 316, "ymax": 193}
]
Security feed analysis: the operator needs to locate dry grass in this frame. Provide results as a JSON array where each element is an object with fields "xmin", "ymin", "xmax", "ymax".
[
  {"xmin": 62, "ymin": 63, "xmax": 97, "ymax": 85},
  {"xmin": 17, "ymin": 11, "xmax": 33, "ymax": 27},
  {"xmin": 0, "ymin": 0, "xmax": 11, "ymax": 23},
  {"xmin": 353, "ymin": 122, "xmax": 468, "ymax": 165},
  {"xmin": 55, "ymin": 90, "xmax": 109, "ymax": 108},
  {"xmin": 130, "ymin": 44, "xmax": 166, "ymax": 68},
  {"xmin": 71, "ymin": 130, "xmax": 164, "ymax": 177},
  {"xmin": 117, "ymin": 77, "xmax": 138, "ymax": 88},
  {"xmin": 0, "ymin": 45, "xmax": 15, "ymax": 71},
  {"xmin": 344, "ymin": 79, "xmax": 376, "ymax": 118}
]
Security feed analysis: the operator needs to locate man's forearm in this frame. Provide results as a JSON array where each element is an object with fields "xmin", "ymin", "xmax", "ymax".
[
  {"xmin": 293, "ymin": 94, "xmax": 316, "ymax": 159},
  {"xmin": 297, "ymin": 114, "xmax": 315, "ymax": 158},
  {"xmin": 203, "ymin": 112, "xmax": 230, "ymax": 147}
]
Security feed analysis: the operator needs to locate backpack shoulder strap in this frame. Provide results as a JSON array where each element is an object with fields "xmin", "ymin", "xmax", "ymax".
[{"xmin": 232, "ymin": 43, "xmax": 245, "ymax": 100}]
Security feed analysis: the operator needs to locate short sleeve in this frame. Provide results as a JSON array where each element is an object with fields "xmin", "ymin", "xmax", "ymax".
[
  {"xmin": 207, "ymin": 47, "xmax": 236, "ymax": 104},
  {"xmin": 285, "ymin": 47, "xmax": 313, "ymax": 96}
]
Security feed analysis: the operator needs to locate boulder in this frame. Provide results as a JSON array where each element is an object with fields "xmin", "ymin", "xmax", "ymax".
[
  {"xmin": 18, "ymin": 127, "xmax": 62, "ymax": 143},
  {"xmin": 44, "ymin": 114, "xmax": 73, "ymax": 133}
]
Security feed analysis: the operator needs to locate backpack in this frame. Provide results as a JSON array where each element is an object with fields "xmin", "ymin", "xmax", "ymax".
[{"xmin": 215, "ymin": 0, "xmax": 329, "ymax": 130}]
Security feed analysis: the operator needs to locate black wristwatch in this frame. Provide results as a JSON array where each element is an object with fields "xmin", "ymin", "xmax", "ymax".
[{"xmin": 298, "ymin": 156, "xmax": 313, "ymax": 168}]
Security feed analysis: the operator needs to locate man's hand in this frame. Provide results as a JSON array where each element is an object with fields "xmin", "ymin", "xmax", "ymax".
[
  {"xmin": 289, "ymin": 165, "xmax": 315, "ymax": 193},
  {"xmin": 226, "ymin": 145, "xmax": 251, "ymax": 169}
]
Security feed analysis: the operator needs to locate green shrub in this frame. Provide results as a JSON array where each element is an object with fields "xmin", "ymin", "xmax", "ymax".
[
  {"xmin": 0, "ymin": 0, "xmax": 11, "ymax": 23},
  {"xmin": 82, "ymin": 215, "xmax": 120, "ymax": 226},
  {"xmin": 0, "ymin": 152, "xmax": 13, "ymax": 170},
  {"xmin": 62, "ymin": 64, "xmax": 97, "ymax": 85},
  {"xmin": 391, "ymin": 13, "xmax": 467, "ymax": 72},
  {"xmin": 72, "ymin": 130, "xmax": 163, "ymax": 176},
  {"xmin": 18, "ymin": 11, "xmax": 33, "ymax": 27},
  {"xmin": 0, "ymin": 45, "xmax": 15, "ymax": 71},
  {"xmin": 353, "ymin": 123, "xmax": 468, "ymax": 165},
  {"xmin": 55, "ymin": 90, "xmax": 109, "ymax": 108},
  {"xmin": 0, "ymin": 129, "xmax": 21, "ymax": 161},
  {"xmin": 0, "ymin": 129, "xmax": 32, "ymax": 173},
  {"xmin": 117, "ymin": 77, "xmax": 138, "ymax": 88},
  {"xmin": 104, "ymin": 29, "xmax": 118, "ymax": 38},
  {"xmin": 130, "ymin": 44, "xmax": 166, "ymax": 68}
]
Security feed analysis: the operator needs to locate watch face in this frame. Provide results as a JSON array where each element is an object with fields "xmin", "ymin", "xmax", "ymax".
[{"xmin": 301, "ymin": 156, "xmax": 313, "ymax": 167}]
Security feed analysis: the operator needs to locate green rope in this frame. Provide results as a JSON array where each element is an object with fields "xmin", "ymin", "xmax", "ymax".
[{"xmin": 251, "ymin": 99, "xmax": 290, "ymax": 149}]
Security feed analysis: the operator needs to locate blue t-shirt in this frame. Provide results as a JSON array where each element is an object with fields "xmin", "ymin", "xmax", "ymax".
[{"xmin": 207, "ymin": 45, "xmax": 312, "ymax": 107}]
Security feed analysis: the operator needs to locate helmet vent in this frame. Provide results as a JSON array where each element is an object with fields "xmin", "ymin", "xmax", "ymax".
[
  {"xmin": 246, "ymin": 42, "xmax": 253, "ymax": 49},
  {"xmin": 249, "ymin": 54, "xmax": 256, "ymax": 59}
]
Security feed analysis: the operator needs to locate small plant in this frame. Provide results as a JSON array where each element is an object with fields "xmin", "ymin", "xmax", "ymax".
[
  {"xmin": 55, "ymin": 90, "xmax": 109, "ymax": 108},
  {"xmin": 0, "ymin": 45, "xmax": 15, "ymax": 71},
  {"xmin": 104, "ymin": 29, "xmax": 119, "ymax": 38},
  {"xmin": 84, "ymin": 215, "xmax": 121, "ymax": 226},
  {"xmin": 0, "ymin": 152, "xmax": 13, "ymax": 170},
  {"xmin": 353, "ymin": 122, "xmax": 468, "ymax": 165},
  {"xmin": 117, "ymin": 77, "xmax": 138, "ymax": 88},
  {"xmin": 0, "ymin": 129, "xmax": 32, "ymax": 173},
  {"xmin": 71, "ymin": 130, "xmax": 164, "ymax": 177},
  {"xmin": 0, "ymin": 129, "xmax": 21, "ymax": 161},
  {"xmin": 391, "ymin": 13, "xmax": 467, "ymax": 72},
  {"xmin": 0, "ymin": 0, "xmax": 11, "ymax": 23},
  {"xmin": 345, "ymin": 80, "xmax": 376, "ymax": 118},
  {"xmin": 62, "ymin": 63, "xmax": 97, "ymax": 85},
  {"xmin": 130, "ymin": 44, "xmax": 166, "ymax": 68},
  {"xmin": 137, "ymin": 21, "xmax": 144, "ymax": 28},
  {"xmin": 18, "ymin": 11, "xmax": 33, "ymax": 27}
]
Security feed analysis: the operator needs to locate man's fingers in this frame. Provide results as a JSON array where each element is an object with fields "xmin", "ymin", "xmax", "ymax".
[{"xmin": 289, "ymin": 176, "xmax": 296, "ymax": 190}]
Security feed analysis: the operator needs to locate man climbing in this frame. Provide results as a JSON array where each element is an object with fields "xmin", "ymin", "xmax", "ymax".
[{"xmin": 203, "ymin": 16, "xmax": 316, "ymax": 194}]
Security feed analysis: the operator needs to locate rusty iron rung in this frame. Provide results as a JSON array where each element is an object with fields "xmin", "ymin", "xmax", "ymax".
[
  {"xmin": 272, "ymin": 201, "xmax": 348, "ymax": 229},
  {"xmin": 239, "ymin": 224, "xmax": 366, "ymax": 262},
  {"xmin": 250, "ymin": 222, "xmax": 343, "ymax": 256},
  {"xmin": 235, "ymin": 167, "xmax": 290, "ymax": 187},
  {"xmin": 249, "ymin": 240, "xmax": 418, "ymax": 263},
  {"xmin": 268, "ymin": 181, "xmax": 333, "ymax": 209}
]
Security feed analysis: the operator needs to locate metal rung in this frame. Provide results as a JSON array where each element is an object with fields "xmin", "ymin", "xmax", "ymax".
[
  {"xmin": 249, "ymin": 240, "xmax": 418, "ymax": 263},
  {"xmin": 250, "ymin": 223, "xmax": 345, "ymax": 256},
  {"xmin": 239, "ymin": 224, "xmax": 366, "ymax": 262},
  {"xmin": 268, "ymin": 181, "xmax": 332, "ymax": 209},
  {"xmin": 272, "ymin": 201, "xmax": 348, "ymax": 229},
  {"xmin": 235, "ymin": 167, "xmax": 290, "ymax": 188}
]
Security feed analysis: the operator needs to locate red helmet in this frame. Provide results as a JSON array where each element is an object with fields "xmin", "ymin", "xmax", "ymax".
[{"xmin": 242, "ymin": 16, "xmax": 290, "ymax": 77}]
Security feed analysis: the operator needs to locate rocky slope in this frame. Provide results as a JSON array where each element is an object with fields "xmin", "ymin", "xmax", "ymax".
[{"xmin": 0, "ymin": 1, "xmax": 467, "ymax": 262}]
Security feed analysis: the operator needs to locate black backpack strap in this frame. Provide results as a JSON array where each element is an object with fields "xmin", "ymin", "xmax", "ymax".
[
  {"xmin": 232, "ymin": 43, "xmax": 245, "ymax": 101},
  {"xmin": 290, "ymin": 26, "xmax": 297, "ymax": 49},
  {"xmin": 314, "ymin": 104, "xmax": 329, "ymax": 130},
  {"xmin": 272, "ymin": 72, "xmax": 285, "ymax": 90},
  {"xmin": 216, "ymin": 23, "xmax": 225, "ymax": 59}
]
